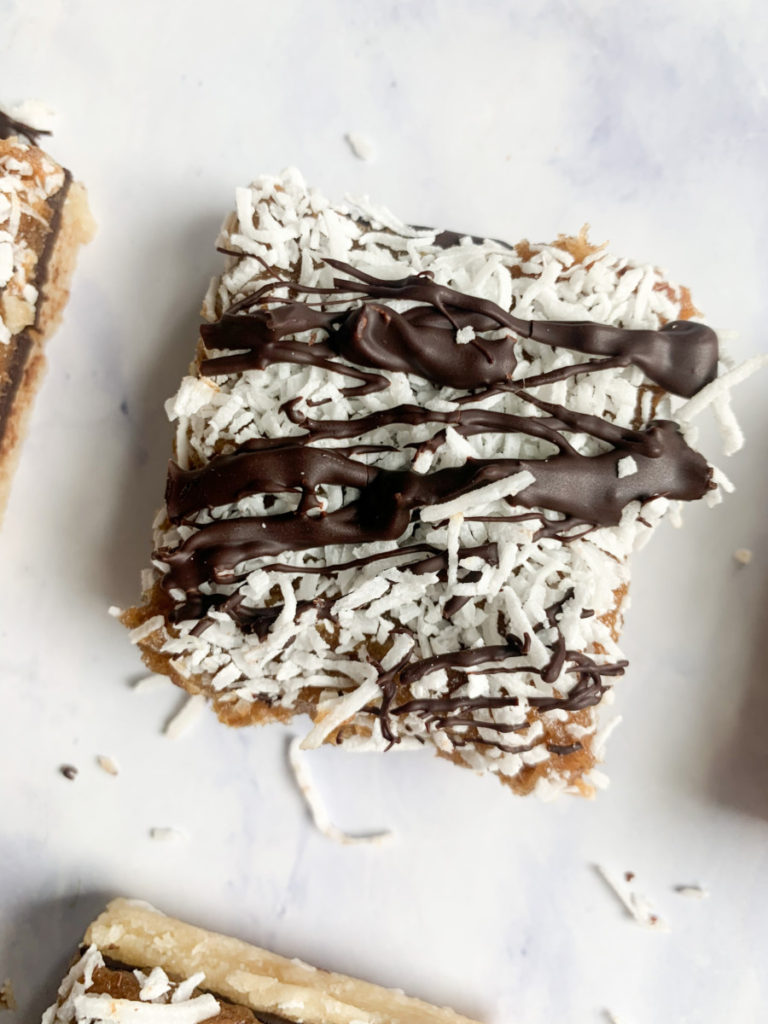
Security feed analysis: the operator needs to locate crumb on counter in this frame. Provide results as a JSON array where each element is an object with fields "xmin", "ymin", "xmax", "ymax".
[
  {"xmin": 96, "ymin": 755, "xmax": 119, "ymax": 776},
  {"xmin": 149, "ymin": 827, "xmax": 186, "ymax": 841},
  {"xmin": 673, "ymin": 883, "xmax": 709, "ymax": 899},
  {"xmin": 345, "ymin": 131, "xmax": 376, "ymax": 161},
  {"xmin": 0, "ymin": 979, "xmax": 16, "ymax": 1012},
  {"xmin": 288, "ymin": 737, "xmax": 392, "ymax": 846},
  {"xmin": 594, "ymin": 864, "xmax": 668, "ymax": 932}
]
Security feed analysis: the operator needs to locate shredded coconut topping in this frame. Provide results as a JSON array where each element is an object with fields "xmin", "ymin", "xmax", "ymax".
[
  {"xmin": 41, "ymin": 946, "xmax": 221, "ymax": 1024},
  {"xmin": 0, "ymin": 136, "xmax": 65, "ymax": 345}
]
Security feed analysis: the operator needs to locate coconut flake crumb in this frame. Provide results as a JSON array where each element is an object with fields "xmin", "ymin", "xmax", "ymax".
[
  {"xmin": 128, "ymin": 616, "xmax": 164, "ymax": 644},
  {"xmin": 345, "ymin": 132, "xmax": 376, "ymax": 161},
  {"xmin": 10, "ymin": 99, "xmax": 55, "ymax": 133},
  {"xmin": 616, "ymin": 456, "xmax": 638, "ymax": 478},
  {"xmin": 133, "ymin": 674, "xmax": 173, "ymax": 693},
  {"xmin": 603, "ymin": 1012, "xmax": 624, "ymax": 1024},
  {"xmin": 164, "ymin": 694, "xmax": 206, "ymax": 739},
  {"xmin": 96, "ymin": 755, "xmax": 119, "ymax": 776},
  {"xmin": 455, "ymin": 325, "xmax": 476, "ymax": 345},
  {"xmin": 149, "ymin": 827, "xmax": 187, "ymax": 841},
  {"xmin": 673, "ymin": 883, "xmax": 709, "ymax": 899},
  {"xmin": 107, "ymin": 605, "xmax": 124, "ymax": 619},
  {"xmin": 734, "ymin": 547, "xmax": 753, "ymax": 566},
  {"xmin": 0, "ymin": 979, "xmax": 16, "ymax": 1011},
  {"xmin": 288, "ymin": 737, "xmax": 392, "ymax": 846},
  {"xmin": 138, "ymin": 966, "xmax": 171, "ymax": 1001},
  {"xmin": 594, "ymin": 864, "xmax": 668, "ymax": 931}
]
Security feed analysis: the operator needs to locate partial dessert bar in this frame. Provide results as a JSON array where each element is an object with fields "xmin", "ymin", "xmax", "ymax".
[
  {"xmin": 42, "ymin": 897, "xmax": 480, "ymax": 1023},
  {"xmin": 124, "ymin": 169, "xmax": 736, "ymax": 796},
  {"xmin": 0, "ymin": 112, "xmax": 94, "ymax": 520}
]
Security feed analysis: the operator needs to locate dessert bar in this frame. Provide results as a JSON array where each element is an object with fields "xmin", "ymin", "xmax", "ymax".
[
  {"xmin": 125, "ymin": 169, "xmax": 731, "ymax": 796},
  {"xmin": 42, "ymin": 898, "xmax": 480, "ymax": 1023},
  {"xmin": 0, "ymin": 111, "xmax": 94, "ymax": 520}
]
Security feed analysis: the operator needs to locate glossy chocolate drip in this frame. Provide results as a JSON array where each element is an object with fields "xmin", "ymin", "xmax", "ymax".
[
  {"xmin": 161, "ymin": 418, "xmax": 711, "ymax": 595},
  {"xmin": 200, "ymin": 258, "xmax": 718, "ymax": 398},
  {"xmin": 166, "ymin": 445, "xmax": 375, "ymax": 521},
  {"xmin": 0, "ymin": 109, "xmax": 51, "ymax": 145}
]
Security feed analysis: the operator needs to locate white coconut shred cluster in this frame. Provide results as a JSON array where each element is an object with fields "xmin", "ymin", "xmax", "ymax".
[
  {"xmin": 41, "ymin": 945, "xmax": 219, "ymax": 1024},
  {"xmin": 140, "ymin": 168, "xmax": 740, "ymax": 793},
  {"xmin": 0, "ymin": 137, "xmax": 65, "ymax": 345}
]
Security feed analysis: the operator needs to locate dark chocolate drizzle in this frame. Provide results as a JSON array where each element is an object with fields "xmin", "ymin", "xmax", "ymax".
[
  {"xmin": 162, "ymin": 419, "xmax": 710, "ymax": 595},
  {"xmin": 0, "ymin": 109, "xmax": 52, "ymax": 145},
  {"xmin": 157, "ymin": 246, "xmax": 719, "ymax": 748},
  {"xmin": 200, "ymin": 259, "xmax": 718, "ymax": 399}
]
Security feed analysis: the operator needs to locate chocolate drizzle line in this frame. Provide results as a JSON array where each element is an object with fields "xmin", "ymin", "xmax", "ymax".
[
  {"xmin": 200, "ymin": 258, "xmax": 718, "ymax": 399},
  {"xmin": 162, "ymin": 419, "xmax": 711, "ymax": 595},
  {"xmin": 157, "ymin": 248, "xmax": 719, "ymax": 749},
  {"xmin": 0, "ymin": 109, "xmax": 52, "ymax": 146}
]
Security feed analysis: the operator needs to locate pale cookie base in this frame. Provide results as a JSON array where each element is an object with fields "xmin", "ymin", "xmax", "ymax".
[
  {"xmin": 82, "ymin": 898, "xmax": 481, "ymax": 1024},
  {"xmin": 0, "ymin": 179, "xmax": 95, "ymax": 523}
]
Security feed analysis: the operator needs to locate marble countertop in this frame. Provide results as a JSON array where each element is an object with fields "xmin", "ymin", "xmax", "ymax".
[{"xmin": 1, "ymin": 2, "xmax": 767, "ymax": 1021}]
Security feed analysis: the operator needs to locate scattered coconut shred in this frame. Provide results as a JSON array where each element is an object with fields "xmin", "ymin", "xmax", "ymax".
[
  {"xmin": 594, "ymin": 864, "xmax": 668, "ymax": 932},
  {"xmin": 345, "ymin": 131, "xmax": 376, "ymax": 161},
  {"xmin": 674, "ymin": 883, "xmax": 709, "ymax": 899},
  {"xmin": 96, "ymin": 754, "xmax": 119, "ymax": 776},
  {"xmin": 287, "ymin": 737, "xmax": 392, "ymax": 846},
  {"xmin": 132, "ymin": 673, "xmax": 173, "ymax": 694},
  {"xmin": 0, "ymin": 979, "xmax": 16, "ymax": 1012},
  {"xmin": 733, "ymin": 547, "xmax": 753, "ymax": 566},
  {"xmin": 149, "ymin": 827, "xmax": 187, "ymax": 842},
  {"xmin": 164, "ymin": 694, "xmax": 206, "ymax": 739},
  {"xmin": 129, "ymin": 670, "xmax": 205, "ymax": 739}
]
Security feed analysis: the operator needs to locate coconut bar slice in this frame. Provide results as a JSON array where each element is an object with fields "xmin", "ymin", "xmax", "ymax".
[
  {"xmin": 0, "ymin": 113, "xmax": 95, "ymax": 521},
  {"xmin": 41, "ymin": 898, "xmax": 480, "ymax": 1024},
  {"xmin": 124, "ymin": 169, "xmax": 727, "ymax": 797}
]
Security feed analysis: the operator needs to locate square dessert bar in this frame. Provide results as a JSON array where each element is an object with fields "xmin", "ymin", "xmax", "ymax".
[
  {"xmin": 0, "ymin": 115, "xmax": 94, "ymax": 520},
  {"xmin": 125, "ymin": 169, "xmax": 724, "ymax": 796},
  {"xmin": 42, "ymin": 898, "xmax": 480, "ymax": 1023}
]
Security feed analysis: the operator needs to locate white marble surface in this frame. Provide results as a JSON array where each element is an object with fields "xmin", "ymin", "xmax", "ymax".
[{"xmin": 1, "ymin": 1, "xmax": 767, "ymax": 1021}]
